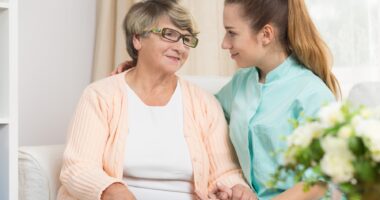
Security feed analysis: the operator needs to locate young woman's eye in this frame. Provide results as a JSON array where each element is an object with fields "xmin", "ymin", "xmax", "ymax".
[{"xmin": 228, "ymin": 31, "xmax": 236, "ymax": 37}]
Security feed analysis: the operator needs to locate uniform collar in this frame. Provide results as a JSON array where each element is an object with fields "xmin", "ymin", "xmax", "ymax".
[{"xmin": 254, "ymin": 55, "xmax": 301, "ymax": 84}]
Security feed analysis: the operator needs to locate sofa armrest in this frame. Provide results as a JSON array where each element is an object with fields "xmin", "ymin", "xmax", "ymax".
[
  {"xmin": 181, "ymin": 75, "xmax": 231, "ymax": 94},
  {"xmin": 19, "ymin": 144, "xmax": 65, "ymax": 200},
  {"xmin": 348, "ymin": 81, "xmax": 380, "ymax": 107}
]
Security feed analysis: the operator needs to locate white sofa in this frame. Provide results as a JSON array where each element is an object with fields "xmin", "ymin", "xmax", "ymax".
[
  {"xmin": 18, "ymin": 77, "xmax": 380, "ymax": 200},
  {"xmin": 347, "ymin": 81, "xmax": 380, "ymax": 108},
  {"xmin": 19, "ymin": 145, "xmax": 65, "ymax": 200}
]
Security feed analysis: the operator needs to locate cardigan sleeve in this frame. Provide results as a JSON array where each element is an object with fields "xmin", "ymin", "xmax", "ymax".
[
  {"xmin": 59, "ymin": 86, "xmax": 125, "ymax": 200},
  {"xmin": 201, "ymin": 94, "xmax": 250, "ymax": 192}
]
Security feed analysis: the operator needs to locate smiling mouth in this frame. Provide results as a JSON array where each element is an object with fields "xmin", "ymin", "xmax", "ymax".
[
  {"xmin": 231, "ymin": 53, "xmax": 239, "ymax": 58},
  {"xmin": 166, "ymin": 55, "xmax": 180, "ymax": 62}
]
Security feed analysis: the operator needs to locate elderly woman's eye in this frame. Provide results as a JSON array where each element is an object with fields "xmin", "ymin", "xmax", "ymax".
[
  {"xmin": 166, "ymin": 32, "xmax": 174, "ymax": 36},
  {"xmin": 185, "ymin": 38, "xmax": 191, "ymax": 43},
  {"xmin": 166, "ymin": 30, "xmax": 178, "ymax": 38}
]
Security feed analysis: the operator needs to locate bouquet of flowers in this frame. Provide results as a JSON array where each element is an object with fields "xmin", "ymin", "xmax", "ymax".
[{"xmin": 270, "ymin": 101, "xmax": 380, "ymax": 200}]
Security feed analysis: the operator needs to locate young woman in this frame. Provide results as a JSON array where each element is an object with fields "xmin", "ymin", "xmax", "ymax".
[
  {"xmin": 214, "ymin": 0, "xmax": 340, "ymax": 199},
  {"xmin": 114, "ymin": 0, "xmax": 340, "ymax": 199}
]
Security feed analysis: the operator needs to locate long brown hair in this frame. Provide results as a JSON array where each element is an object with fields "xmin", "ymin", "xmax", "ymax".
[{"xmin": 224, "ymin": 0, "xmax": 341, "ymax": 99}]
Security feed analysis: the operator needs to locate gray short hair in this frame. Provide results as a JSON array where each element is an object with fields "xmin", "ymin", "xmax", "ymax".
[{"xmin": 123, "ymin": 0, "xmax": 198, "ymax": 65}]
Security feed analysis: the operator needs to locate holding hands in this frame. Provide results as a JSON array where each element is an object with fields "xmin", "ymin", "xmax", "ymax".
[{"xmin": 196, "ymin": 183, "xmax": 257, "ymax": 200}]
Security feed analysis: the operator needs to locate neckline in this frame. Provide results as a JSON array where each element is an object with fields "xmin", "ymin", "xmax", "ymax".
[{"xmin": 125, "ymin": 79, "xmax": 181, "ymax": 108}]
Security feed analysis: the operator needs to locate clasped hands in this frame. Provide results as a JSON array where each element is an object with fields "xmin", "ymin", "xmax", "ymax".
[{"xmin": 196, "ymin": 183, "xmax": 257, "ymax": 200}]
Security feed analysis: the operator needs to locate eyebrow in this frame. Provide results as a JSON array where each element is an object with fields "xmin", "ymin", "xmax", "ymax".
[
  {"xmin": 166, "ymin": 27, "xmax": 191, "ymax": 35},
  {"xmin": 224, "ymin": 26, "xmax": 235, "ymax": 30}
]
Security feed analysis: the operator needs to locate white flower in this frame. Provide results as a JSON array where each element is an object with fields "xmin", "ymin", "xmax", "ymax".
[
  {"xmin": 318, "ymin": 102, "xmax": 345, "ymax": 127},
  {"xmin": 355, "ymin": 119, "xmax": 380, "ymax": 162},
  {"xmin": 320, "ymin": 153, "xmax": 354, "ymax": 183},
  {"xmin": 359, "ymin": 107, "xmax": 373, "ymax": 118},
  {"xmin": 373, "ymin": 106, "xmax": 380, "ymax": 120},
  {"xmin": 287, "ymin": 122, "xmax": 323, "ymax": 148},
  {"xmin": 321, "ymin": 136, "xmax": 353, "ymax": 157},
  {"xmin": 320, "ymin": 136, "xmax": 355, "ymax": 183},
  {"xmin": 337, "ymin": 125, "xmax": 354, "ymax": 139},
  {"xmin": 351, "ymin": 115, "xmax": 364, "ymax": 127}
]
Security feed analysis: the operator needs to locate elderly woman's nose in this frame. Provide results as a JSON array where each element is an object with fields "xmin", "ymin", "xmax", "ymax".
[
  {"xmin": 168, "ymin": 39, "xmax": 187, "ymax": 51},
  {"xmin": 172, "ymin": 40, "xmax": 188, "ymax": 52}
]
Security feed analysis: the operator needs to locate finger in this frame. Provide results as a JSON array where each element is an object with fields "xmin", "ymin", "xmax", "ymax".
[
  {"xmin": 231, "ymin": 187, "xmax": 243, "ymax": 200},
  {"xmin": 208, "ymin": 192, "xmax": 217, "ymax": 200},
  {"xmin": 216, "ymin": 182, "xmax": 232, "ymax": 196},
  {"xmin": 209, "ymin": 185, "xmax": 218, "ymax": 194},
  {"xmin": 110, "ymin": 68, "xmax": 117, "ymax": 75},
  {"xmin": 216, "ymin": 191, "xmax": 229, "ymax": 200},
  {"xmin": 241, "ymin": 192, "xmax": 250, "ymax": 200},
  {"xmin": 195, "ymin": 190, "xmax": 208, "ymax": 200},
  {"xmin": 244, "ymin": 190, "xmax": 257, "ymax": 200}
]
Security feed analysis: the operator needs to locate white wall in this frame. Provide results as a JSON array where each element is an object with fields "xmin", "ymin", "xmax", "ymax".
[{"xmin": 19, "ymin": 0, "xmax": 96, "ymax": 145}]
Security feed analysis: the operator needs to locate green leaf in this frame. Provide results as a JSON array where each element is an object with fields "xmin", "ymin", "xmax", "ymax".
[
  {"xmin": 310, "ymin": 139, "xmax": 324, "ymax": 161},
  {"xmin": 312, "ymin": 165, "xmax": 323, "ymax": 177},
  {"xmin": 348, "ymin": 136, "xmax": 366, "ymax": 156},
  {"xmin": 339, "ymin": 182, "xmax": 355, "ymax": 194},
  {"xmin": 288, "ymin": 118, "xmax": 299, "ymax": 128},
  {"xmin": 296, "ymin": 148, "xmax": 313, "ymax": 165},
  {"xmin": 354, "ymin": 160, "xmax": 376, "ymax": 182}
]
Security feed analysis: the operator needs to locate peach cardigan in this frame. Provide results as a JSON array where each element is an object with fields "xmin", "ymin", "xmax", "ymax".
[{"xmin": 57, "ymin": 72, "xmax": 248, "ymax": 200}]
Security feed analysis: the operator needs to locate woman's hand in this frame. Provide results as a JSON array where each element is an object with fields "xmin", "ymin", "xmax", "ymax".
[
  {"xmin": 230, "ymin": 184, "xmax": 257, "ymax": 200},
  {"xmin": 101, "ymin": 183, "xmax": 136, "ymax": 200},
  {"xmin": 272, "ymin": 182, "xmax": 327, "ymax": 200},
  {"xmin": 110, "ymin": 60, "xmax": 135, "ymax": 75},
  {"xmin": 195, "ymin": 190, "xmax": 221, "ymax": 200},
  {"xmin": 215, "ymin": 183, "xmax": 257, "ymax": 200},
  {"xmin": 211, "ymin": 182, "xmax": 231, "ymax": 200}
]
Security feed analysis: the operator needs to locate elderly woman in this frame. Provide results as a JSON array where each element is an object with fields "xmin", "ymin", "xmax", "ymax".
[{"xmin": 56, "ymin": 0, "xmax": 248, "ymax": 200}]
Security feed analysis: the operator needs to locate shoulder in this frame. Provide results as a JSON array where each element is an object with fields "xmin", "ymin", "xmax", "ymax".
[
  {"xmin": 297, "ymin": 69, "xmax": 334, "ymax": 100},
  {"xmin": 82, "ymin": 73, "xmax": 126, "ymax": 101},
  {"xmin": 291, "ymin": 68, "xmax": 335, "ymax": 117},
  {"xmin": 283, "ymin": 60, "xmax": 334, "ymax": 99}
]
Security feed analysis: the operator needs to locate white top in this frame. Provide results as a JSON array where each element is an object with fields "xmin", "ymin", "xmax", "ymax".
[{"xmin": 123, "ymin": 82, "xmax": 195, "ymax": 200}]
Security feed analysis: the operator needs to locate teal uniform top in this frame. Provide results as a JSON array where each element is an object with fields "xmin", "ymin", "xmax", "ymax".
[{"xmin": 216, "ymin": 55, "xmax": 335, "ymax": 199}]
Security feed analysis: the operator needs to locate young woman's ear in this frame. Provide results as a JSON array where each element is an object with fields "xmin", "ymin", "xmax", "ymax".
[
  {"xmin": 260, "ymin": 24, "xmax": 275, "ymax": 46},
  {"xmin": 133, "ymin": 34, "xmax": 142, "ymax": 50}
]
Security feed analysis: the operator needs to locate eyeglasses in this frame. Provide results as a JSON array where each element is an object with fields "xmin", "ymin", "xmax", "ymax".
[{"xmin": 149, "ymin": 27, "xmax": 198, "ymax": 48}]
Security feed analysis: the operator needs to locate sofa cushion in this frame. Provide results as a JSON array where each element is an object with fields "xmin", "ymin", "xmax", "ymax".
[
  {"xmin": 18, "ymin": 145, "xmax": 65, "ymax": 200},
  {"xmin": 182, "ymin": 75, "xmax": 231, "ymax": 94},
  {"xmin": 348, "ymin": 82, "xmax": 380, "ymax": 107}
]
